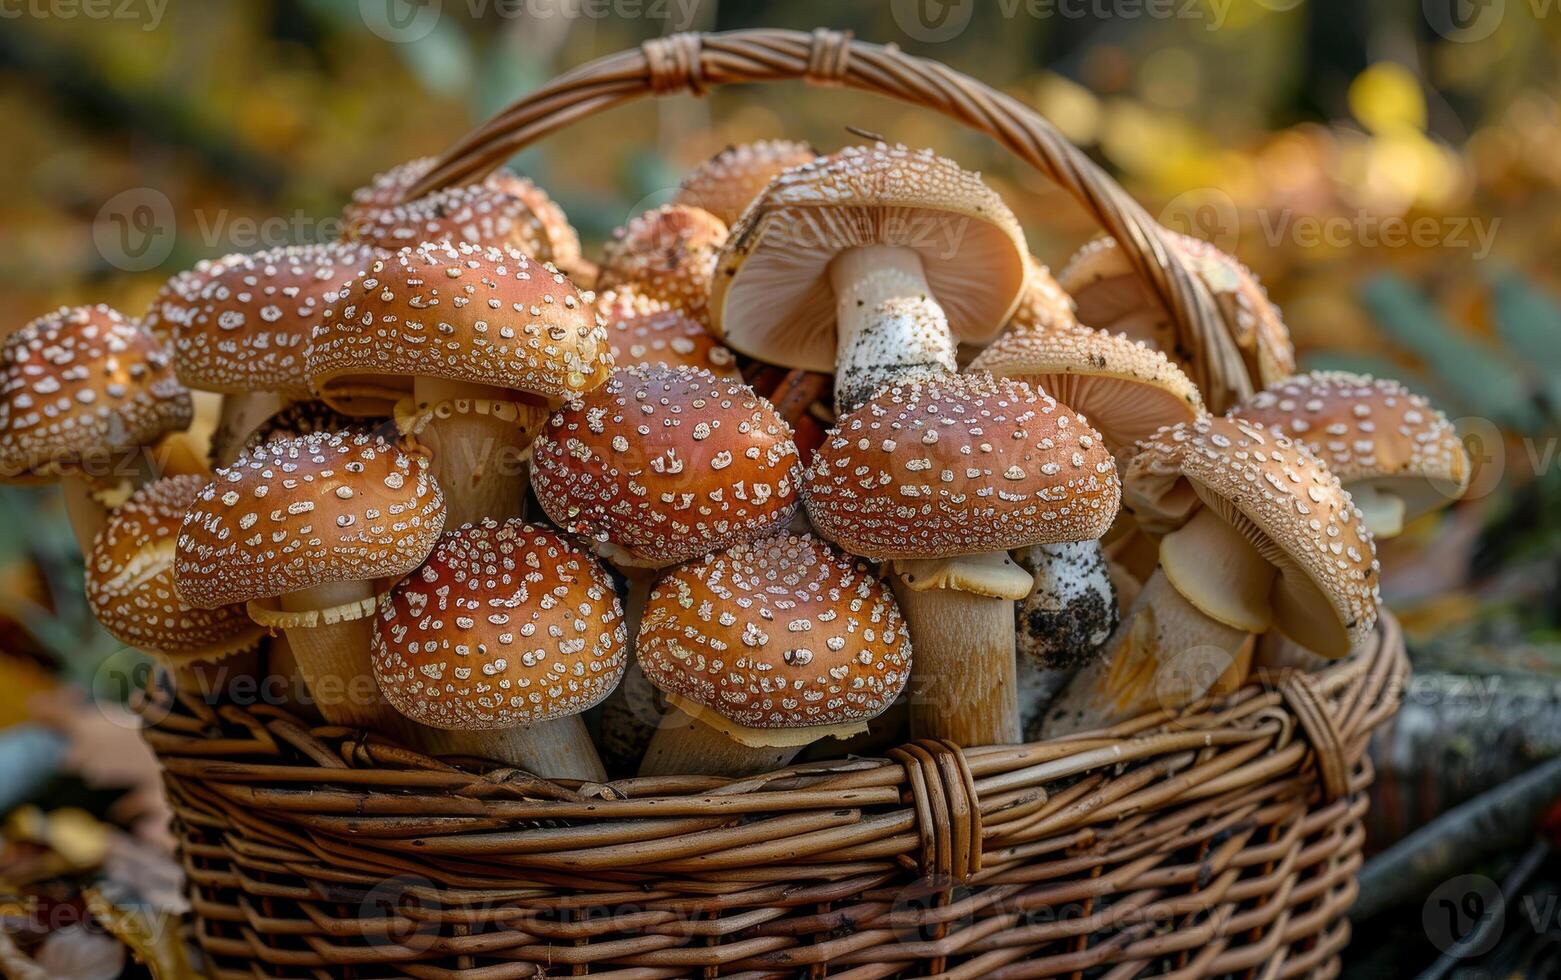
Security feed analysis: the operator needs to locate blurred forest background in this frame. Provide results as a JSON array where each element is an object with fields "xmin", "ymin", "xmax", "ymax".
[{"xmin": 2, "ymin": 1, "xmax": 1561, "ymax": 975}]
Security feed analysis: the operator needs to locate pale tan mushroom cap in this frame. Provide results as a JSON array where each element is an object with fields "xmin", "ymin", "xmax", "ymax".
[
  {"xmin": 0, "ymin": 306, "xmax": 192, "ymax": 482},
  {"xmin": 308, "ymin": 241, "xmax": 612, "ymax": 415},
  {"xmin": 373, "ymin": 520, "xmax": 626, "ymax": 730},
  {"xmin": 805, "ymin": 374, "xmax": 1120, "ymax": 560},
  {"xmin": 1125, "ymin": 415, "xmax": 1379, "ymax": 650},
  {"xmin": 164, "ymin": 243, "xmax": 382, "ymax": 398},
  {"xmin": 174, "ymin": 431, "xmax": 445, "ymax": 609},
  {"xmin": 531, "ymin": 365, "xmax": 802, "ymax": 568},
  {"xmin": 597, "ymin": 204, "xmax": 727, "ymax": 320},
  {"xmin": 597, "ymin": 287, "xmax": 739, "ymax": 378},
  {"xmin": 1230, "ymin": 371, "xmax": 1470, "ymax": 517},
  {"xmin": 87, "ymin": 475, "xmax": 262, "ymax": 659},
  {"xmin": 638, "ymin": 532, "xmax": 910, "ymax": 730},
  {"xmin": 1009, "ymin": 256, "xmax": 1079, "ymax": 335},
  {"xmin": 712, "ymin": 143, "xmax": 1028, "ymax": 373},
  {"xmin": 674, "ymin": 139, "xmax": 818, "ymax": 226},
  {"xmin": 968, "ymin": 324, "xmax": 1205, "ymax": 456}
]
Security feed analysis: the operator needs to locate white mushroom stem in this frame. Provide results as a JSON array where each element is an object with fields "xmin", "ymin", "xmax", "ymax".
[
  {"xmin": 892, "ymin": 550, "xmax": 1033, "ymax": 746},
  {"xmin": 1346, "ymin": 482, "xmax": 1407, "ymax": 538},
  {"xmin": 595, "ymin": 563, "xmax": 665, "ymax": 771},
  {"xmin": 639, "ymin": 705, "xmax": 803, "ymax": 778},
  {"xmin": 1017, "ymin": 656, "xmax": 1078, "ymax": 743},
  {"xmin": 829, "ymin": 245, "xmax": 958, "ymax": 413},
  {"xmin": 271, "ymin": 580, "xmax": 405, "ymax": 733},
  {"xmin": 411, "ymin": 377, "xmax": 549, "ymax": 527},
  {"xmin": 411, "ymin": 717, "xmax": 607, "ymax": 782},
  {"xmin": 1041, "ymin": 571, "xmax": 1253, "ymax": 737},
  {"xmin": 1014, "ymin": 540, "xmax": 1119, "ymax": 670},
  {"xmin": 211, "ymin": 392, "xmax": 286, "ymax": 467}
]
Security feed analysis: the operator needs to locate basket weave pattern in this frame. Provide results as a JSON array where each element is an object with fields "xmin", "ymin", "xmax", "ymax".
[{"xmin": 144, "ymin": 30, "xmax": 1409, "ymax": 977}]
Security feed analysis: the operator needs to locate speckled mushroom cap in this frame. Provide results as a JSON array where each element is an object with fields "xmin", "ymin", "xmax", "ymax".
[
  {"xmin": 1058, "ymin": 232, "xmax": 1296, "ymax": 386},
  {"xmin": 372, "ymin": 519, "xmax": 626, "ymax": 730},
  {"xmin": 1009, "ymin": 256, "xmax": 1079, "ymax": 335},
  {"xmin": 0, "ymin": 306, "xmax": 193, "ymax": 483},
  {"xmin": 1124, "ymin": 415, "xmax": 1379, "ymax": 655},
  {"xmin": 711, "ymin": 143, "xmax": 1028, "ymax": 374},
  {"xmin": 673, "ymin": 139, "xmax": 818, "ymax": 226},
  {"xmin": 161, "ymin": 243, "xmax": 382, "ymax": 398},
  {"xmin": 597, "ymin": 287, "xmax": 739, "ymax": 379},
  {"xmin": 805, "ymin": 374, "xmax": 1120, "ymax": 560},
  {"xmin": 1230, "ymin": 371, "xmax": 1470, "ymax": 521},
  {"xmin": 597, "ymin": 205, "xmax": 727, "ymax": 319},
  {"xmin": 86, "ymin": 475, "xmax": 261, "ymax": 660},
  {"xmin": 174, "ymin": 430, "xmax": 445, "ymax": 610},
  {"xmin": 308, "ymin": 241, "xmax": 612, "ymax": 416},
  {"xmin": 638, "ymin": 532, "xmax": 910, "ymax": 737},
  {"xmin": 240, "ymin": 400, "xmax": 373, "ymax": 456},
  {"xmin": 531, "ymin": 365, "xmax": 802, "ymax": 569},
  {"xmin": 967, "ymin": 324, "xmax": 1205, "ymax": 457}
]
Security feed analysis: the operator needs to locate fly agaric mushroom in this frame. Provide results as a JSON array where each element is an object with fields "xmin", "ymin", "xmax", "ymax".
[
  {"xmin": 711, "ymin": 143, "xmax": 1028, "ymax": 414},
  {"xmin": 805, "ymin": 373, "xmax": 1119, "ymax": 745},
  {"xmin": 0, "ymin": 306, "xmax": 193, "ymax": 551},
  {"xmin": 309, "ymin": 241, "xmax": 612, "ymax": 527},
  {"xmin": 597, "ymin": 204, "xmax": 727, "ymax": 321},
  {"xmin": 637, "ymin": 532, "xmax": 910, "ymax": 777},
  {"xmin": 155, "ymin": 242, "xmax": 381, "ymax": 465},
  {"xmin": 673, "ymin": 139, "xmax": 817, "ymax": 226},
  {"xmin": 174, "ymin": 430, "xmax": 445, "ymax": 731},
  {"xmin": 86, "ymin": 474, "xmax": 263, "ymax": 680},
  {"xmin": 969, "ymin": 324, "xmax": 1205, "ymax": 668},
  {"xmin": 1058, "ymin": 231, "xmax": 1296, "ymax": 389},
  {"xmin": 372, "ymin": 519, "xmax": 625, "ymax": 780},
  {"xmin": 239, "ymin": 400, "xmax": 369, "ymax": 456},
  {"xmin": 1229, "ymin": 371, "xmax": 1470, "ymax": 538},
  {"xmin": 597, "ymin": 286, "xmax": 740, "ymax": 379},
  {"xmin": 1044, "ymin": 416, "xmax": 1379, "ymax": 735}
]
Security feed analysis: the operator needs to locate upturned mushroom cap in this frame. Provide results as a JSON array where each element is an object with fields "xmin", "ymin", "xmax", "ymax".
[
  {"xmin": 674, "ymin": 139, "xmax": 817, "ymax": 226},
  {"xmin": 711, "ymin": 143, "xmax": 1028, "ymax": 373},
  {"xmin": 805, "ymin": 374, "xmax": 1120, "ymax": 561},
  {"xmin": 597, "ymin": 204, "xmax": 727, "ymax": 319},
  {"xmin": 1124, "ymin": 415, "xmax": 1379, "ymax": 656},
  {"xmin": 87, "ymin": 475, "xmax": 262, "ymax": 660},
  {"xmin": 372, "ymin": 519, "xmax": 626, "ymax": 730},
  {"xmin": 174, "ymin": 430, "xmax": 445, "ymax": 610},
  {"xmin": 161, "ymin": 243, "xmax": 382, "ymax": 398},
  {"xmin": 531, "ymin": 365, "xmax": 801, "ymax": 569},
  {"xmin": 1230, "ymin": 371, "xmax": 1470, "ymax": 525},
  {"xmin": 637, "ymin": 532, "xmax": 910, "ymax": 742},
  {"xmin": 308, "ymin": 241, "xmax": 612, "ymax": 415},
  {"xmin": 597, "ymin": 287, "xmax": 739, "ymax": 379},
  {"xmin": 968, "ymin": 324, "xmax": 1205, "ymax": 456},
  {"xmin": 0, "ymin": 306, "xmax": 192, "ymax": 483},
  {"xmin": 1058, "ymin": 232, "xmax": 1296, "ymax": 386},
  {"xmin": 240, "ymin": 400, "xmax": 371, "ymax": 456}
]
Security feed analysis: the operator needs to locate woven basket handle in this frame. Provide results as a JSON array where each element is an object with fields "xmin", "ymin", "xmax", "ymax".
[{"xmin": 410, "ymin": 27, "xmax": 1253, "ymax": 410}]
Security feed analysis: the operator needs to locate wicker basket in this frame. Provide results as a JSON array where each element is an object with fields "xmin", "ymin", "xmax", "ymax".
[{"xmin": 142, "ymin": 29, "xmax": 1410, "ymax": 978}]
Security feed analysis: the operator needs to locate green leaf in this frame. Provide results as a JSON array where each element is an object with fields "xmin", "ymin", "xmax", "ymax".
[{"xmin": 1488, "ymin": 267, "xmax": 1561, "ymax": 422}]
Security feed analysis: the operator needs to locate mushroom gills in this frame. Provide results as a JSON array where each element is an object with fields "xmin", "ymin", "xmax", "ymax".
[
  {"xmin": 1014, "ymin": 539, "xmax": 1119, "ymax": 670},
  {"xmin": 409, "ymin": 376, "xmax": 548, "ymax": 526},
  {"xmin": 829, "ymin": 245, "xmax": 958, "ymax": 413}
]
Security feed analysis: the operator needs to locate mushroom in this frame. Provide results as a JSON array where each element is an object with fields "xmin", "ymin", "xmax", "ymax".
[
  {"xmin": 174, "ymin": 430, "xmax": 445, "ymax": 731},
  {"xmin": 597, "ymin": 204, "xmax": 727, "ymax": 322},
  {"xmin": 239, "ymin": 400, "xmax": 369, "ymax": 457},
  {"xmin": 1058, "ymin": 232, "xmax": 1296, "ymax": 390},
  {"xmin": 86, "ymin": 474, "xmax": 263, "ymax": 686},
  {"xmin": 597, "ymin": 286, "xmax": 740, "ymax": 380},
  {"xmin": 637, "ymin": 532, "xmax": 910, "ymax": 777},
  {"xmin": 0, "ymin": 306, "xmax": 193, "ymax": 551},
  {"xmin": 1229, "ymin": 371, "xmax": 1470, "ymax": 538},
  {"xmin": 805, "ymin": 373, "xmax": 1120, "ymax": 745},
  {"xmin": 969, "ymin": 323, "xmax": 1205, "ymax": 668},
  {"xmin": 711, "ymin": 143, "xmax": 1028, "ymax": 414},
  {"xmin": 309, "ymin": 241, "xmax": 613, "ymax": 527},
  {"xmin": 372, "ymin": 519, "xmax": 625, "ymax": 779},
  {"xmin": 673, "ymin": 139, "xmax": 817, "ymax": 226},
  {"xmin": 154, "ymin": 243, "xmax": 382, "ymax": 465},
  {"xmin": 1043, "ymin": 416, "xmax": 1380, "ymax": 735}
]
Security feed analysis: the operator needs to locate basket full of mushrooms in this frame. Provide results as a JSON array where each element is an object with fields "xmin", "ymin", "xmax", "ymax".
[{"xmin": 5, "ymin": 30, "xmax": 1471, "ymax": 978}]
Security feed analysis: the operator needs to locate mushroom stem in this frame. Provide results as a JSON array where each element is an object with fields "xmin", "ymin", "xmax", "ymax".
[
  {"xmin": 1041, "ymin": 570, "xmax": 1253, "ymax": 736},
  {"xmin": 1015, "ymin": 540, "xmax": 1119, "ymax": 669},
  {"xmin": 273, "ymin": 580, "xmax": 404, "ymax": 733},
  {"xmin": 411, "ymin": 377, "xmax": 548, "ymax": 527},
  {"xmin": 168, "ymin": 646, "xmax": 262, "ymax": 703},
  {"xmin": 60, "ymin": 477, "xmax": 108, "ymax": 553},
  {"xmin": 412, "ymin": 717, "xmax": 607, "ymax": 782},
  {"xmin": 1347, "ymin": 482, "xmax": 1407, "ymax": 538},
  {"xmin": 263, "ymin": 633, "xmax": 320, "ymax": 722},
  {"xmin": 828, "ymin": 245, "xmax": 957, "ymax": 413},
  {"xmin": 211, "ymin": 392, "xmax": 286, "ymax": 467},
  {"xmin": 1159, "ymin": 507, "xmax": 1277, "ymax": 633},
  {"xmin": 639, "ymin": 706, "xmax": 801, "ymax": 778},
  {"xmin": 597, "ymin": 566, "xmax": 664, "ymax": 772},
  {"xmin": 893, "ymin": 550, "xmax": 1033, "ymax": 746}
]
